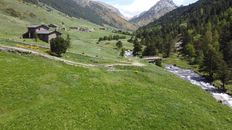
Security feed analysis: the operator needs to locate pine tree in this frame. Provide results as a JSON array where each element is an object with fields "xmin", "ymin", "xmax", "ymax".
[
  {"xmin": 220, "ymin": 23, "xmax": 232, "ymax": 67},
  {"xmin": 201, "ymin": 45, "xmax": 220, "ymax": 81},
  {"xmin": 215, "ymin": 61, "xmax": 232, "ymax": 90},
  {"xmin": 142, "ymin": 44, "xmax": 157, "ymax": 56},
  {"xmin": 120, "ymin": 48, "xmax": 125, "ymax": 57},
  {"xmin": 163, "ymin": 35, "xmax": 174, "ymax": 58},
  {"xmin": 132, "ymin": 38, "xmax": 142, "ymax": 56},
  {"xmin": 204, "ymin": 28, "xmax": 213, "ymax": 46},
  {"xmin": 116, "ymin": 41, "xmax": 123, "ymax": 49},
  {"xmin": 185, "ymin": 43, "xmax": 196, "ymax": 57}
]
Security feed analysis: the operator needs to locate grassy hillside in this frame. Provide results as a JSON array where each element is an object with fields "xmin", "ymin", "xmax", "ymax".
[
  {"xmin": 23, "ymin": 0, "xmax": 137, "ymax": 30},
  {"xmin": 0, "ymin": 1, "xmax": 232, "ymax": 129},
  {"xmin": 0, "ymin": 51, "xmax": 232, "ymax": 129},
  {"xmin": 0, "ymin": 0, "xmax": 97, "ymax": 36},
  {"xmin": 0, "ymin": 0, "xmax": 133, "ymax": 62}
]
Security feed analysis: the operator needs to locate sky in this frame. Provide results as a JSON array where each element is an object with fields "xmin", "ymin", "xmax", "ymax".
[{"xmin": 95, "ymin": 0, "xmax": 198, "ymax": 18}]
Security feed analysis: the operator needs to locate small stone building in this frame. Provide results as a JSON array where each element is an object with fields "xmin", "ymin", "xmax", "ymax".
[{"xmin": 23, "ymin": 25, "xmax": 62, "ymax": 43}]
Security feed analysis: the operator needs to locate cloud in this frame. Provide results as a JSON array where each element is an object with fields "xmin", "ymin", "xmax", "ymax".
[
  {"xmin": 95, "ymin": 0, "xmax": 199, "ymax": 18},
  {"xmin": 174, "ymin": 0, "xmax": 184, "ymax": 5}
]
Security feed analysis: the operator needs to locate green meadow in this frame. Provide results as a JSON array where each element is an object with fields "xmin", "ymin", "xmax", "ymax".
[
  {"xmin": 0, "ymin": 0, "xmax": 132, "ymax": 62},
  {"xmin": 0, "ymin": 0, "xmax": 232, "ymax": 129},
  {"xmin": 0, "ymin": 52, "xmax": 232, "ymax": 129}
]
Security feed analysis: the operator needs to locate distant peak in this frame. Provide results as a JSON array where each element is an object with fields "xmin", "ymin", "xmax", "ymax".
[
  {"xmin": 130, "ymin": 0, "xmax": 177, "ymax": 26},
  {"xmin": 157, "ymin": 0, "xmax": 176, "ymax": 6},
  {"xmin": 162, "ymin": 0, "xmax": 175, "ymax": 3}
]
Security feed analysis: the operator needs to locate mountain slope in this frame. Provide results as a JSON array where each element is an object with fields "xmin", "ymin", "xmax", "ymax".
[
  {"xmin": 0, "ymin": 0, "xmax": 99, "ymax": 36},
  {"xmin": 136, "ymin": 0, "xmax": 232, "ymax": 52},
  {"xmin": 0, "ymin": 0, "xmax": 133, "ymax": 61},
  {"xmin": 23, "ymin": 0, "xmax": 137, "ymax": 30},
  {"xmin": 135, "ymin": 0, "xmax": 232, "ymax": 92},
  {"xmin": 130, "ymin": 0, "xmax": 177, "ymax": 26},
  {"xmin": 143, "ymin": 0, "xmax": 232, "ymax": 30}
]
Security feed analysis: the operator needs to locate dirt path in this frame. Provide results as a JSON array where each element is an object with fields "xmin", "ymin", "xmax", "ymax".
[
  {"xmin": 0, "ymin": 45, "xmax": 145, "ymax": 68},
  {"xmin": 104, "ymin": 62, "xmax": 145, "ymax": 67}
]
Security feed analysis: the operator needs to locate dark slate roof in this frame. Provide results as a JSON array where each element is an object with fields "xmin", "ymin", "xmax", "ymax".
[
  {"xmin": 36, "ymin": 30, "xmax": 51, "ymax": 34},
  {"xmin": 36, "ymin": 30, "xmax": 62, "ymax": 35}
]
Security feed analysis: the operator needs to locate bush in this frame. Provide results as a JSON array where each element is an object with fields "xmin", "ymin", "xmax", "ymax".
[
  {"xmin": 155, "ymin": 59, "xmax": 162, "ymax": 67},
  {"xmin": 28, "ymin": 12, "xmax": 36, "ymax": 18},
  {"xmin": 116, "ymin": 41, "xmax": 123, "ymax": 49},
  {"xmin": 120, "ymin": 48, "xmax": 125, "ymax": 57},
  {"xmin": 50, "ymin": 37, "xmax": 70, "ymax": 57}
]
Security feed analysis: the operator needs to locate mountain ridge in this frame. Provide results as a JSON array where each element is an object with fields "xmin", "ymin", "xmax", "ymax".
[
  {"xmin": 23, "ymin": 0, "xmax": 137, "ymax": 30},
  {"xmin": 130, "ymin": 0, "xmax": 177, "ymax": 26}
]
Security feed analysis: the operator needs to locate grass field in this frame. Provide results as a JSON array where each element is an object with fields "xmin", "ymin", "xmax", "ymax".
[
  {"xmin": 0, "ymin": 0, "xmax": 132, "ymax": 62},
  {"xmin": 163, "ymin": 54, "xmax": 198, "ymax": 70},
  {"xmin": 0, "ymin": 0, "xmax": 98, "ymax": 36},
  {"xmin": 0, "ymin": 0, "xmax": 232, "ymax": 129},
  {"xmin": 0, "ymin": 52, "xmax": 232, "ymax": 129}
]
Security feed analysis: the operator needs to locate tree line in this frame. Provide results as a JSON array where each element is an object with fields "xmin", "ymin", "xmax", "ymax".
[
  {"xmin": 98, "ymin": 35, "xmax": 126, "ymax": 42},
  {"xmin": 133, "ymin": 0, "xmax": 232, "ymax": 90},
  {"xmin": 112, "ymin": 30, "xmax": 132, "ymax": 36}
]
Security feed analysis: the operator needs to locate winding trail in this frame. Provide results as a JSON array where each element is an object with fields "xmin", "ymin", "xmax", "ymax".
[
  {"xmin": 165, "ymin": 65, "xmax": 232, "ymax": 109},
  {"xmin": 0, "ymin": 45, "xmax": 145, "ymax": 68}
]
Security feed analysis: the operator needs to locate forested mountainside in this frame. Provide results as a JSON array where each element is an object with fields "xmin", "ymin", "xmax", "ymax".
[
  {"xmin": 23, "ymin": 0, "xmax": 136, "ymax": 30},
  {"xmin": 130, "ymin": 0, "xmax": 177, "ymax": 26},
  {"xmin": 134, "ymin": 0, "xmax": 232, "ymax": 89}
]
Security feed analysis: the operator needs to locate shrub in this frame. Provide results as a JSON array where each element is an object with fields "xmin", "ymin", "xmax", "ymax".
[
  {"xmin": 116, "ymin": 41, "xmax": 123, "ymax": 49},
  {"xmin": 50, "ymin": 37, "xmax": 70, "ymax": 57},
  {"xmin": 28, "ymin": 12, "xmax": 36, "ymax": 18},
  {"xmin": 155, "ymin": 59, "xmax": 162, "ymax": 67},
  {"xmin": 120, "ymin": 48, "xmax": 125, "ymax": 57}
]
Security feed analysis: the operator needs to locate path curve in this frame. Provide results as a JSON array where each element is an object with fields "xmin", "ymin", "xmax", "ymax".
[{"xmin": 0, "ymin": 45, "xmax": 145, "ymax": 68}]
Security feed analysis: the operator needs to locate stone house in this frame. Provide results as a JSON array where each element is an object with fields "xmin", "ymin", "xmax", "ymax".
[{"xmin": 23, "ymin": 24, "xmax": 62, "ymax": 43}]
